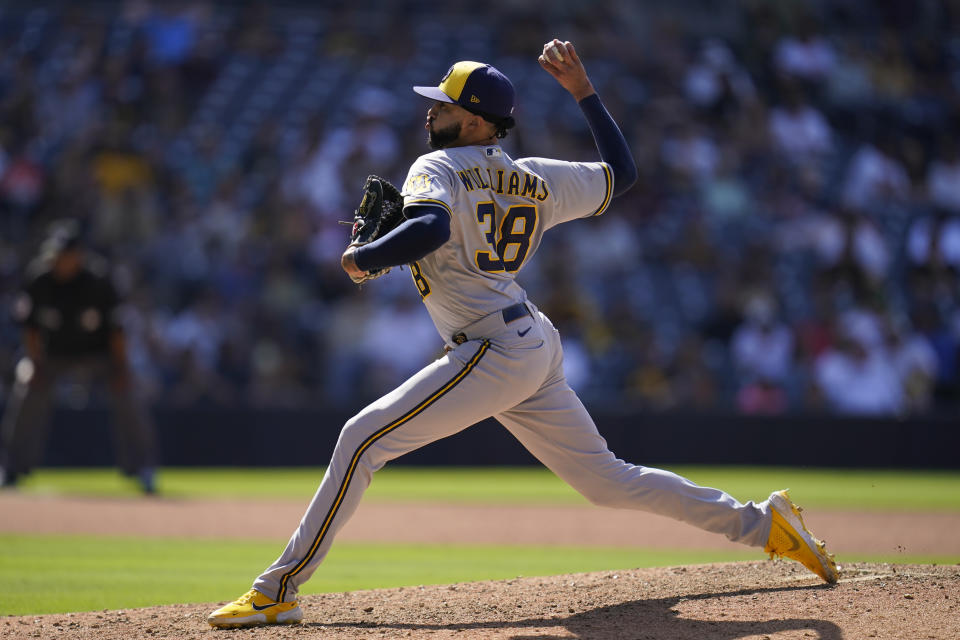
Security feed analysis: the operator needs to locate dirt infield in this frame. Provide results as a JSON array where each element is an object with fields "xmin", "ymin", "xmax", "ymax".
[
  {"xmin": 2, "ymin": 494, "xmax": 959, "ymax": 638},
  {"xmin": 2, "ymin": 493, "xmax": 960, "ymax": 556},
  {"xmin": 2, "ymin": 562, "xmax": 958, "ymax": 639}
]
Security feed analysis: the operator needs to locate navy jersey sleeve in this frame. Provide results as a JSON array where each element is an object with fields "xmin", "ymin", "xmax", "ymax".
[
  {"xmin": 578, "ymin": 94, "xmax": 637, "ymax": 197},
  {"xmin": 353, "ymin": 205, "xmax": 451, "ymax": 271}
]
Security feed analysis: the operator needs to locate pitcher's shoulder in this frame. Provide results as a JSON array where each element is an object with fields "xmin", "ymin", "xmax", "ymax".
[
  {"xmin": 408, "ymin": 150, "xmax": 458, "ymax": 174},
  {"xmin": 415, "ymin": 148, "xmax": 456, "ymax": 162},
  {"xmin": 420, "ymin": 145, "xmax": 498, "ymax": 163}
]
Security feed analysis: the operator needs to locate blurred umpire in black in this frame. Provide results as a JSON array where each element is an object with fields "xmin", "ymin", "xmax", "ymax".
[{"xmin": 0, "ymin": 220, "xmax": 159, "ymax": 493}]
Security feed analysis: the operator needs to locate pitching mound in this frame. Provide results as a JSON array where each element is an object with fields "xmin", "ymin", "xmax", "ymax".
[{"xmin": 3, "ymin": 562, "xmax": 956, "ymax": 639}]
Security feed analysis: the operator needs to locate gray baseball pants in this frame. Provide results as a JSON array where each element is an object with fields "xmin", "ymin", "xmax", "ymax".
[{"xmin": 255, "ymin": 305, "xmax": 772, "ymax": 602}]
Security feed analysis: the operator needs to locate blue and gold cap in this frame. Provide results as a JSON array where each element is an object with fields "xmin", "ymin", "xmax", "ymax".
[{"xmin": 413, "ymin": 61, "xmax": 515, "ymax": 120}]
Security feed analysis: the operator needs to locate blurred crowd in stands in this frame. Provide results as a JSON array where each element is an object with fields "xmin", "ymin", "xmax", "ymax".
[{"xmin": 1, "ymin": 0, "xmax": 959, "ymax": 417}]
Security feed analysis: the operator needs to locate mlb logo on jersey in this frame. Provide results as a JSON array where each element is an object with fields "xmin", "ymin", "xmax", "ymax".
[{"xmin": 486, "ymin": 147, "xmax": 501, "ymax": 157}]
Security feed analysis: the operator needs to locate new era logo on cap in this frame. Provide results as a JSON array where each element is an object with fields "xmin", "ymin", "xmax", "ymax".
[{"xmin": 413, "ymin": 61, "xmax": 515, "ymax": 119}]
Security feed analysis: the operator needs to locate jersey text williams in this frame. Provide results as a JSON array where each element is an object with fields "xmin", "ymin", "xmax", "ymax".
[{"xmin": 457, "ymin": 167, "xmax": 550, "ymax": 202}]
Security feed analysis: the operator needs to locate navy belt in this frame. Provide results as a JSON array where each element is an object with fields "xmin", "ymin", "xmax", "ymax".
[
  {"xmin": 452, "ymin": 303, "xmax": 532, "ymax": 345},
  {"xmin": 501, "ymin": 302, "xmax": 532, "ymax": 324}
]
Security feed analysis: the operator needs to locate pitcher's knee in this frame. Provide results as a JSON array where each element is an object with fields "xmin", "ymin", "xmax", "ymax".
[{"xmin": 336, "ymin": 417, "xmax": 397, "ymax": 472}]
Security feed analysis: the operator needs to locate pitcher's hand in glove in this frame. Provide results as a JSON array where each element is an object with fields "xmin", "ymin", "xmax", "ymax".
[{"xmin": 341, "ymin": 175, "xmax": 404, "ymax": 284}]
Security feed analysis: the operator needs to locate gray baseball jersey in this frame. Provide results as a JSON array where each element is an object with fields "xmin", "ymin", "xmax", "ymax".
[
  {"xmin": 253, "ymin": 144, "xmax": 773, "ymax": 603},
  {"xmin": 400, "ymin": 145, "xmax": 612, "ymax": 342}
]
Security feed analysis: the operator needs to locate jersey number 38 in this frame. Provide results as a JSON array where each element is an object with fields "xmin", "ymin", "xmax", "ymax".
[
  {"xmin": 409, "ymin": 202, "xmax": 538, "ymax": 299},
  {"xmin": 475, "ymin": 202, "xmax": 537, "ymax": 273}
]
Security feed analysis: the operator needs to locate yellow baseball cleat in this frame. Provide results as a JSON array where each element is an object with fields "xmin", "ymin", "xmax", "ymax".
[
  {"xmin": 207, "ymin": 588, "xmax": 303, "ymax": 628},
  {"xmin": 764, "ymin": 489, "xmax": 839, "ymax": 584}
]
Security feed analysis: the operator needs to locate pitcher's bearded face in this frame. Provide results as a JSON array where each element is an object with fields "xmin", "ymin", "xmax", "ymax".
[{"xmin": 428, "ymin": 120, "xmax": 461, "ymax": 149}]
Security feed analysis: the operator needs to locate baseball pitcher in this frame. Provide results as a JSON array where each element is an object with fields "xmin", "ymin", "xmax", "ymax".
[{"xmin": 208, "ymin": 39, "xmax": 837, "ymax": 628}]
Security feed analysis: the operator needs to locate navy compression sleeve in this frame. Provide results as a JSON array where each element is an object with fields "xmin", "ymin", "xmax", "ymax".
[
  {"xmin": 353, "ymin": 205, "xmax": 451, "ymax": 272},
  {"xmin": 579, "ymin": 93, "xmax": 637, "ymax": 196}
]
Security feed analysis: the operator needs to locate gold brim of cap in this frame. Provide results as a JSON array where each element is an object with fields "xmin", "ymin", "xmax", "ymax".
[{"xmin": 413, "ymin": 86, "xmax": 456, "ymax": 104}]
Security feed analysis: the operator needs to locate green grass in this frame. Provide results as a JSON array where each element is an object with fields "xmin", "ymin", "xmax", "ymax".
[
  {"xmin": 0, "ymin": 534, "xmax": 764, "ymax": 616},
  {"xmin": 15, "ymin": 466, "xmax": 960, "ymax": 511},
  {"xmin": 2, "ymin": 534, "xmax": 956, "ymax": 616},
  {"xmin": 6, "ymin": 466, "xmax": 959, "ymax": 616}
]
